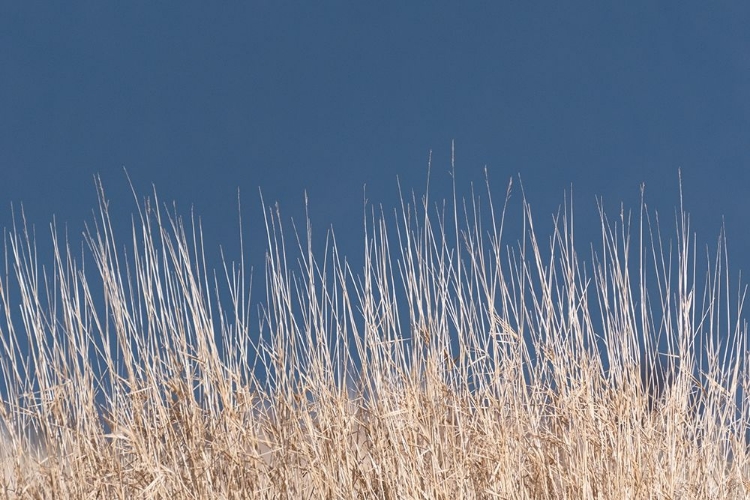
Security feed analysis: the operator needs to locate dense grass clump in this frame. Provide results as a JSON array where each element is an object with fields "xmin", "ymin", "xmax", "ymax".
[{"xmin": 0, "ymin": 171, "xmax": 748, "ymax": 499}]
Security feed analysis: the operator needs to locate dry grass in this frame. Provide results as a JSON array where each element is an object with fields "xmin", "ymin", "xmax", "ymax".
[{"xmin": 0, "ymin": 169, "xmax": 749, "ymax": 499}]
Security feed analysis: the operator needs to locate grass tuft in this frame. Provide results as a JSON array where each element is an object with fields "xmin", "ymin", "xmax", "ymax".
[{"xmin": 0, "ymin": 171, "xmax": 748, "ymax": 499}]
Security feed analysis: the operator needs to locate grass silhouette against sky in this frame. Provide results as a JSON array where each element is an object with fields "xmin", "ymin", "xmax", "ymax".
[{"xmin": 2, "ymin": 3, "xmax": 750, "ymax": 498}]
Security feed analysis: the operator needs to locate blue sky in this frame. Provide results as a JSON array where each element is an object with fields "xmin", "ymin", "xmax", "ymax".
[{"xmin": 2, "ymin": 2, "xmax": 749, "ymax": 293}]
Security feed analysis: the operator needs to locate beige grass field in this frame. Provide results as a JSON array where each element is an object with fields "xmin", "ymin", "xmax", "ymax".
[{"xmin": 0, "ymin": 170, "xmax": 748, "ymax": 499}]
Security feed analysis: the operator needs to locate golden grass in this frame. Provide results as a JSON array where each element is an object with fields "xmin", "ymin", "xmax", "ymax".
[{"xmin": 0, "ymin": 170, "xmax": 748, "ymax": 499}]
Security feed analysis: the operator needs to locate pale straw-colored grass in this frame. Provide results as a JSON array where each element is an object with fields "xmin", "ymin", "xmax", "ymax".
[{"xmin": 0, "ymin": 168, "xmax": 748, "ymax": 499}]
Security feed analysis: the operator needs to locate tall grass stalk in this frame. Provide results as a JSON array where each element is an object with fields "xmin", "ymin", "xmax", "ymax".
[{"xmin": 0, "ymin": 170, "xmax": 748, "ymax": 499}]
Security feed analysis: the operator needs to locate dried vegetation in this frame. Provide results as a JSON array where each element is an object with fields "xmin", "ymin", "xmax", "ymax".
[{"xmin": 0, "ymin": 171, "xmax": 748, "ymax": 498}]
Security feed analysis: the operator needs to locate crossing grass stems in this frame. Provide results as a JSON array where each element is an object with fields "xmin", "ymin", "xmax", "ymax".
[{"xmin": 0, "ymin": 168, "xmax": 748, "ymax": 499}]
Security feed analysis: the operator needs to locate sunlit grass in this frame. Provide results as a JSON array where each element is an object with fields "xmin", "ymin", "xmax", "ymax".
[{"xmin": 0, "ymin": 168, "xmax": 748, "ymax": 498}]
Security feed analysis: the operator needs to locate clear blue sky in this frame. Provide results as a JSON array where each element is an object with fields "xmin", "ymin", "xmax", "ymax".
[{"xmin": 2, "ymin": 2, "xmax": 749, "ymax": 285}]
